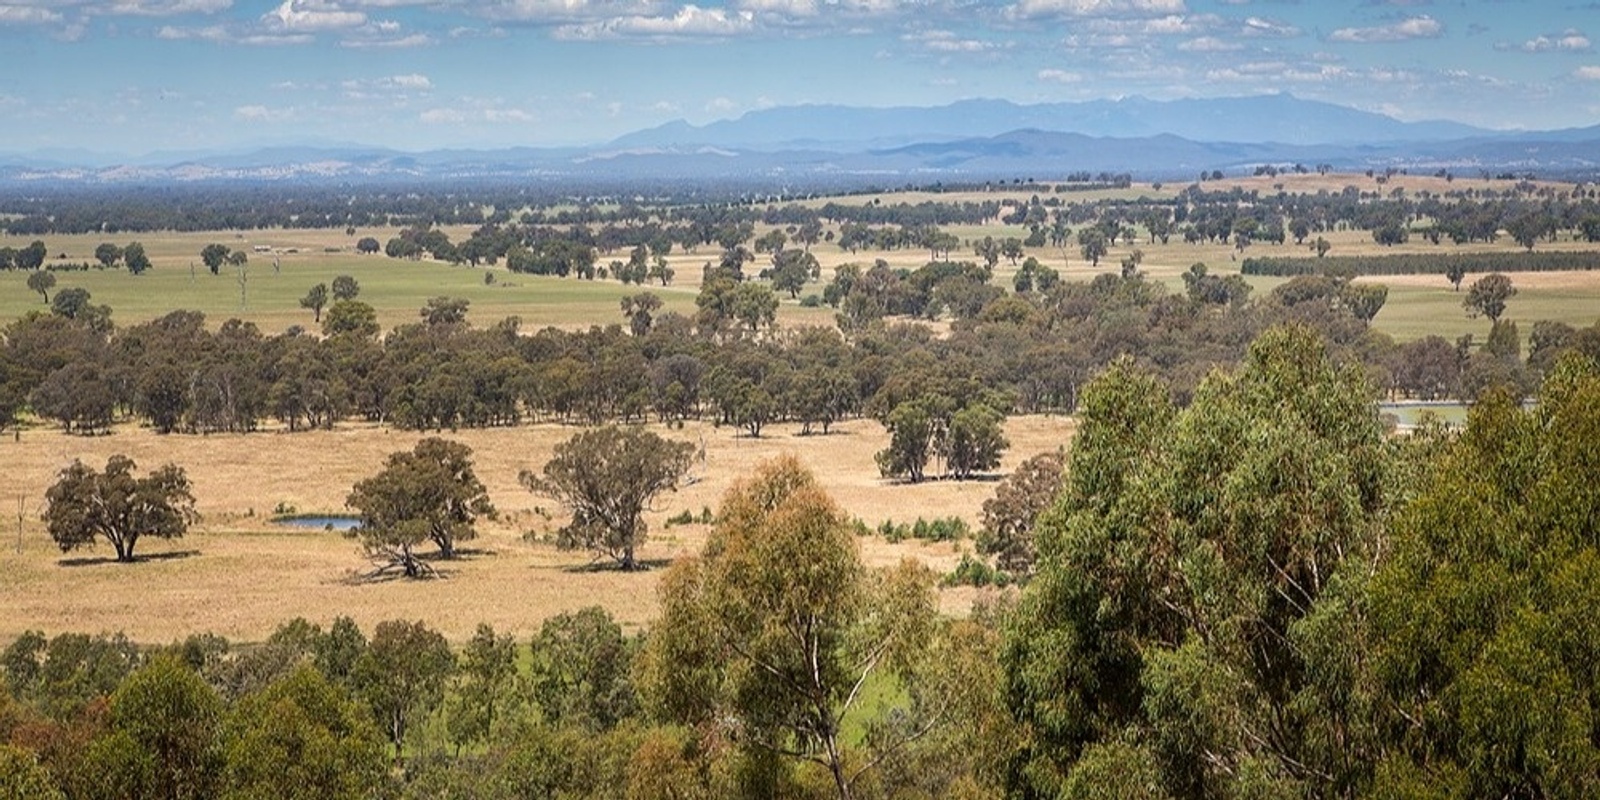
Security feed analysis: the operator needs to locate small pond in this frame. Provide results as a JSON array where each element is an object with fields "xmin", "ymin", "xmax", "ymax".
[{"xmin": 274, "ymin": 515, "xmax": 361, "ymax": 531}]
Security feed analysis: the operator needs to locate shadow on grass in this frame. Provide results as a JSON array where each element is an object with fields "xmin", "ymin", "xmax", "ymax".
[
  {"xmin": 559, "ymin": 557, "xmax": 673, "ymax": 574},
  {"xmin": 57, "ymin": 549, "xmax": 201, "ymax": 568}
]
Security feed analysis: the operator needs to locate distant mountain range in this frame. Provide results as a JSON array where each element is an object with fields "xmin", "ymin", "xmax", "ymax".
[{"xmin": 4, "ymin": 94, "xmax": 1598, "ymax": 186}]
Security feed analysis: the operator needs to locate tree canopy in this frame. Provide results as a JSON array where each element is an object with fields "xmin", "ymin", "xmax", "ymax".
[
  {"xmin": 346, "ymin": 437, "xmax": 495, "ymax": 578},
  {"xmin": 43, "ymin": 455, "xmax": 198, "ymax": 563},
  {"xmin": 520, "ymin": 425, "xmax": 696, "ymax": 571}
]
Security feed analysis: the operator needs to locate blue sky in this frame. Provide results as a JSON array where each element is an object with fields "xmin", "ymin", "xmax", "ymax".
[{"xmin": 1, "ymin": 0, "xmax": 1597, "ymax": 155}]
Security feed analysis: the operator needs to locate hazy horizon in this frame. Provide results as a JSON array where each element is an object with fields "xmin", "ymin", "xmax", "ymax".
[{"xmin": 1, "ymin": 0, "xmax": 1596, "ymax": 155}]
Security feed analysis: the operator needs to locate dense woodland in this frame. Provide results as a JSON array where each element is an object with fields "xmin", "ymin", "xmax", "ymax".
[{"xmin": 3, "ymin": 328, "xmax": 1600, "ymax": 799}]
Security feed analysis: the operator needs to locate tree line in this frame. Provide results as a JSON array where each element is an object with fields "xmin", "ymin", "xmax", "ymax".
[{"xmin": 4, "ymin": 326, "xmax": 1600, "ymax": 798}]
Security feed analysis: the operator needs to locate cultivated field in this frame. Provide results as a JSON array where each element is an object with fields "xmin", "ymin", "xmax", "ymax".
[{"xmin": 0, "ymin": 414, "xmax": 1073, "ymax": 644}]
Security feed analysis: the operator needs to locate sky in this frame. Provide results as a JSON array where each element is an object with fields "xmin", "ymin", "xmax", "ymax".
[{"xmin": 1, "ymin": 0, "xmax": 1597, "ymax": 156}]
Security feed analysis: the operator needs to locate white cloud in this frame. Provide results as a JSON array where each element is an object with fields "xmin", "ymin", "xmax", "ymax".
[
  {"xmin": 705, "ymin": 96, "xmax": 739, "ymax": 114},
  {"xmin": 101, "ymin": 0, "xmax": 232, "ymax": 15},
  {"xmin": 420, "ymin": 108, "xmax": 466, "ymax": 124},
  {"xmin": 1009, "ymin": 0, "xmax": 1185, "ymax": 19},
  {"xmin": 263, "ymin": 0, "xmax": 366, "ymax": 32},
  {"xmin": 1521, "ymin": 29, "xmax": 1591, "ymax": 53},
  {"xmin": 905, "ymin": 30, "xmax": 1000, "ymax": 53},
  {"xmin": 0, "ymin": 6, "xmax": 62, "ymax": 24},
  {"xmin": 477, "ymin": 0, "xmax": 664, "ymax": 23},
  {"xmin": 341, "ymin": 32, "xmax": 431, "ymax": 46},
  {"xmin": 234, "ymin": 104, "xmax": 294, "ymax": 121},
  {"xmin": 1328, "ymin": 15, "xmax": 1442, "ymax": 43},
  {"xmin": 1179, "ymin": 35, "xmax": 1241, "ymax": 52},
  {"xmin": 1575, "ymin": 66, "xmax": 1600, "ymax": 80},
  {"xmin": 1240, "ymin": 16, "xmax": 1297, "ymax": 38},
  {"xmin": 553, "ymin": 5, "xmax": 755, "ymax": 40},
  {"xmin": 1036, "ymin": 68, "xmax": 1082, "ymax": 83}
]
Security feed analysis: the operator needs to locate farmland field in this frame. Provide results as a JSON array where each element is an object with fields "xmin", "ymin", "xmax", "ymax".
[
  {"xmin": 4, "ymin": 176, "xmax": 1600, "ymax": 645},
  {"xmin": 0, "ymin": 413, "xmax": 1072, "ymax": 644}
]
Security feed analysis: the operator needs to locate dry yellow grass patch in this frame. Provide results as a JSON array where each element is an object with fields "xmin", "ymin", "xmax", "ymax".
[{"xmin": 0, "ymin": 415, "xmax": 1074, "ymax": 645}]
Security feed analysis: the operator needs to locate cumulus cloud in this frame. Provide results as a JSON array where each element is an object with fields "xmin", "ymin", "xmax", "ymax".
[
  {"xmin": 476, "ymin": 0, "xmax": 664, "ymax": 23},
  {"xmin": 1328, "ymin": 15, "xmax": 1442, "ymax": 43},
  {"xmin": 101, "ymin": 0, "xmax": 232, "ymax": 15},
  {"xmin": 1179, "ymin": 35, "xmax": 1241, "ymax": 52},
  {"xmin": 0, "ymin": 6, "xmax": 62, "ymax": 24},
  {"xmin": 1010, "ymin": 0, "xmax": 1186, "ymax": 19},
  {"xmin": 1036, "ymin": 68, "xmax": 1082, "ymax": 83},
  {"xmin": 263, "ymin": 0, "xmax": 366, "ymax": 32},
  {"xmin": 234, "ymin": 104, "xmax": 294, "ymax": 121},
  {"xmin": 552, "ymin": 5, "xmax": 755, "ymax": 40},
  {"xmin": 905, "ymin": 29, "xmax": 1001, "ymax": 53},
  {"xmin": 1575, "ymin": 65, "xmax": 1600, "ymax": 80},
  {"xmin": 1241, "ymin": 16, "xmax": 1298, "ymax": 38},
  {"xmin": 1520, "ymin": 29, "xmax": 1591, "ymax": 53}
]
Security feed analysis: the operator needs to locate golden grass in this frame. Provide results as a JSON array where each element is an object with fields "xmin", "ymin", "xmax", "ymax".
[{"xmin": 0, "ymin": 415, "xmax": 1073, "ymax": 645}]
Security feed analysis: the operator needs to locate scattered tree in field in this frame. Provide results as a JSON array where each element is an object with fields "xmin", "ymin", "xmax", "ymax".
[
  {"xmin": 25, "ymin": 270, "xmax": 54, "ymax": 303},
  {"xmin": 346, "ymin": 438, "xmax": 495, "ymax": 578},
  {"xmin": 639, "ymin": 457, "xmax": 937, "ymax": 800},
  {"xmin": 299, "ymin": 283, "xmax": 329, "ymax": 323},
  {"xmin": 17, "ymin": 240, "xmax": 46, "ymax": 271},
  {"xmin": 322, "ymin": 300, "xmax": 379, "ymax": 339},
  {"xmin": 124, "ymin": 242, "xmax": 151, "ymax": 275},
  {"xmin": 1078, "ymin": 228, "xmax": 1108, "ymax": 267},
  {"xmin": 945, "ymin": 403, "xmax": 1008, "ymax": 479},
  {"xmin": 521, "ymin": 426, "xmax": 696, "ymax": 571},
  {"xmin": 200, "ymin": 244, "xmax": 230, "ymax": 275},
  {"xmin": 1341, "ymin": 282, "xmax": 1389, "ymax": 323},
  {"xmin": 352, "ymin": 620, "xmax": 454, "ymax": 764},
  {"xmin": 331, "ymin": 274, "xmax": 360, "ymax": 302},
  {"xmin": 1464, "ymin": 272, "xmax": 1516, "ymax": 322},
  {"xmin": 1445, "ymin": 261, "xmax": 1467, "ymax": 291},
  {"xmin": 1313, "ymin": 236, "xmax": 1332, "ymax": 257},
  {"xmin": 94, "ymin": 243, "xmax": 123, "ymax": 269},
  {"xmin": 226, "ymin": 250, "xmax": 248, "ymax": 269},
  {"xmin": 355, "ymin": 237, "xmax": 381, "ymax": 255},
  {"xmin": 44, "ymin": 455, "xmax": 198, "ymax": 563},
  {"xmin": 978, "ymin": 450, "xmax": 1064, "ymax": 578}
]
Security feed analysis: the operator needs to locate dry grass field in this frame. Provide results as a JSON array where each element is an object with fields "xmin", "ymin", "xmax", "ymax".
[{"xmin": 0, "ymin": 415, "xmax": 1074, "ymax": 645}]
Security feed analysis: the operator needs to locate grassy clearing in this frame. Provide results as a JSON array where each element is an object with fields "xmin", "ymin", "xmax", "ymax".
[{"xmin": 0, "ymin": 414, "xmax": 1071, "ymax": 645}]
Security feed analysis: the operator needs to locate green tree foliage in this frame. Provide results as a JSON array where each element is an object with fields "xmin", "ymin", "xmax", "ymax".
[
  {"xmin": 223, "ymin": 663, "xmax": 389, "ymax": 799},
  {"xmin": 25, "ymin": 270, "xmax": 55, "ymax": 303},
  {"xmin": 528, "ymin": 607, "xmax": 637, "ymax": 730},
  {"xmin": 298, "ymin": 283, "xmax": 328, "ymax": 323},
  {"xmin": 1077, "ymin": 228, "xmax": 1108, "ymax": 267},
  {"xmin": 331, "ymin": 274, "xmax": 360, "ymax": 302},
  {"xmin": 93, "ymin": 243, "xmax": 123, "ymax": 269},
  {"xmin": 347, "ymin": 438, "xmax": 494, "ymax": 578},
  {"xmin": 639, "ymin": 456, "xmax": 937, "ymax": 800},
  {"xmin": 200, "ymin": 243, "xmax": 230, "ymax": 275},
  {"xmin": 978, "ymin": 450, "xmax": 1064, "ymax": 578},
  {"xmin": 123, "ymin": 242, "xmax": 150, "ymax": 275},
  {"xmin": 445, "ymin": 623, "xmax": 521, "ymax": 753},
  {"xmin": 1003, "ymin": 327, "xmax": 1394, "ymax": 798},
  {"xmin": 520, "ymin": 426, "xmax": 696, "ymax": 570},
  {"xmin": 100, "ymin": 656, "xmax": 223, "ymax": 800},
  {"xmin": 0, "ymin": 745, "xmax": 63, "ymax": 800},
  {"xmin": 321, "ymin": 299, "xmax": 379, "ymax": 339},
  {"xmin": 44, "ymin": 455, "xmax": 198, "ymax": 562},
  {"xmin": 1464, "ymin": 271, "xmax": 1516, "ymax": 322},
  {"xmin": 1369, "ymin": 353, "xmax": 1600, "ymax": 798},
  {"xmin": 352, "ymin": 620, "xmax": 454, "ymax": 764}
]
